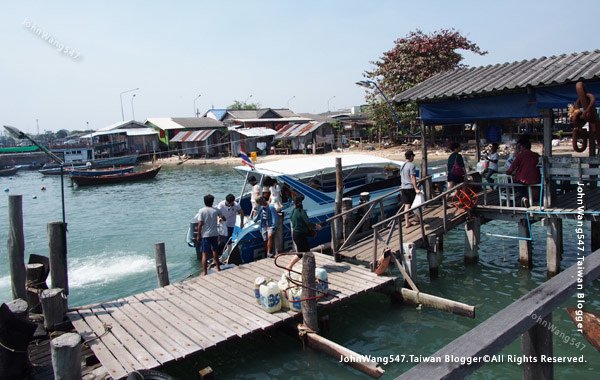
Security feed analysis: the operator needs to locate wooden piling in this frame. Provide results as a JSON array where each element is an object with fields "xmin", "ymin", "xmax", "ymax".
[
  {"xmin": 41, "ymin": 288, "xmax": 66, "ymax": 330},
  {"xmin": 522, "ymin": 313, "xmax": 553, "ymax": 380},
  {"xmin": 519, "ymin": 219, "xmax": 533, "ymax": 268},
  {"xmin": 198, "ymin": 367, "xmax": 214, "ymax": 380},
  {"xmin": 6, "ymin": 298, "xmax": 28, "ymax": 320},
  {"xmin": 7, "ymin": 195, "xmax": 27, "ymax": 301},
  {"xmin": 342, "ymin": 197, "xmax": 354, "ymax": 243},
  {"xmin": 464, "ymin": 218, "xmax": 480, "ymax": 264},
  {"xmin": 154, "ymin": 242, "xmax": 170, "ymax": 287},
  {"xmin": 48, "ymin": 221, "xmax": 69, "ymax": 296},
  {"xmin": 26, "ymin": 263, "xmax": 46, "ymax": 312},
  {"xmin": 51, "ymin": 332, "xmax": 82, "ymax": 380},
  {"xmin": 426, "ymin": 235, "xmax": 439, "ymax": 278},
  {"xmin": 331, "ymin": 158, "xmax": 343, "ymax": 253},
  {"xmin": 546, "ymin": 218, "xmax": 562, "ymax": 277},
  {"xmin": 301, "ymin": 251, "xmax": 318, "ymax": 332},
  {"xmin": 402, "ymin": 243, "xmax": 417, "ymax": 286}
]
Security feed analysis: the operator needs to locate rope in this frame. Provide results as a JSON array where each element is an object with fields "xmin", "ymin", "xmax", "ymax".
[
  {"xmin": 272, "ymin": 252, "xmax": 338, "ymax": 301},
  {"xmin": 83, "ymin": 322, "xmax": 112, "ymax": 345},
  {"xmin": 0, "ymin": 339, "xmax": 28, "ymax": 354}
]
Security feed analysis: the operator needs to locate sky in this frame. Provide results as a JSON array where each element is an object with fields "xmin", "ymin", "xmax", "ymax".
[{"xmin": 1, "ymin": 0, "xmax": 599, "ymax": 134}]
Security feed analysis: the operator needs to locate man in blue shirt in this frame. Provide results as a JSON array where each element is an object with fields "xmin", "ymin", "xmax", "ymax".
[{"xmin": 254, "ymin": 196, "xmax": 279, "ymax": 257}]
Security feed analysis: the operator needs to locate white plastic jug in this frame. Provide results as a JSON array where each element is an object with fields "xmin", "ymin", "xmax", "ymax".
[
  {"xmin": 259, "ymin": 281, "xmax": 282, "ymax": 313},
  {"xmin": 288, "ymin": 286, "xmax": 302, "ymax": 312},
  {"xmin": 254, "ymin": 276, "xmax": 266, "ymax": 305},
  {"xmin": 315, "ymin": 267, "xmax": 328, "ymax": 295}
]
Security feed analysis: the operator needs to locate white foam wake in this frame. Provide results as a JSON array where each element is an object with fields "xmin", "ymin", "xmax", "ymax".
[{"xmin": 68, "ymin": 253, "xmax": 154, "ymax": 288}]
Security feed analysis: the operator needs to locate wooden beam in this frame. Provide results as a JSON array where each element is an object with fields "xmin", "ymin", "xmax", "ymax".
[
  {"xmin": 397, "ymin": 250, "xmax": 600, "ymax": 380},
  {"xmin": 304, "ymin": 331, "xmax": 384, "ymax": 378},
  {"xmin": 397, "ymin": 288, "xmax": 475, "ymax": 318}
]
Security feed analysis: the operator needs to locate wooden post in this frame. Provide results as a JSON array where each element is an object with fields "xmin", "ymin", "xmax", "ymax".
[
  {"xmin": 26, "ymin": 263, "xmax": 47, "ymax": 313},
  {"xmin": 420, "ymin": 121, "xmax": 429, "ymax": 200},
  {"xmin": 402, "ymin": 243, "xmax": 417, "ymax": 286},
  {"xmin": 51, "ymin": 332, "xmax": 82, "ymax": 380},
  {"xmin": 542, "ymin": 109, "xmax": 556, "ymax": 206},
  {"xmin": 522, "ymin": 313, "xmax": 553, "ymax": 380},
  {"xmin": 40, "ymin": 288, "xmax": 66, "ymax": 330},
  {"xmin": 435, "ymin": 235, "xmax": 443, "ymax": 253},
  {"xmin": 519, "ymin": 219, "xmax": 533, "ymax": 269},
  {"xmin": 154, "ymin": 242, "xmax": 170, "ymax": 287},
  {"xmin": 464, "ymin": 217, "xmax": 480, "ymax": 264},
  {"xmin": 358, "ymin": 192, "xmax": 371, "ymax": 232},
  {"xmin": 48, "ymin": 222, "xmax": 68, "ymax": 296},
  {"xmin": 301, "ymin": 251, "xmax": 318, "ymax": 332},
  {"xmin": 331, "ymin": 157, "xmax": 343, "ymax": 253},
  {"xmin": 474, "ymin": 122, "xmax": 481, "ymax": 162},
  {"xmin": 341, "ymin": 197, "xmax": 354, "ymax": 243},
  {"xmin": 592, "ymin": 221, "xmax": 600, "ymax": 253},
  {"xmin": 546, "ymin": 218, "xmax": 562, "ymax": 278},
  {"xmin": 426, "ymin": 235, "xmax": 439, "ymax": 278},
  {"xmin": 6, "ymin": 298, "xmax": 28, "ymax": 320},
  {"xmin": 198, "ymin": 367, "xmax": 214, "ymax": 380},
  {"xmin": 275, "ymin": 211, "xmax": 284, "ymax": 254},
  {"xmin": 7, "ymin": 195, "xmax": 27, "ymax": 301}
]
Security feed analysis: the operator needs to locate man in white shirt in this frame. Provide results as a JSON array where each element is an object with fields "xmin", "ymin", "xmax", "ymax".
[
  {"xmin": 195, "ymin": 194, "xmax": 223, "ymax": 275},
  {"xmin": 217, "ymin": 194, "xmax": 245, "ymax": 240},
  {"xmin": 400, "ymin": 150, "xmax": 421, "ymax": 228}
]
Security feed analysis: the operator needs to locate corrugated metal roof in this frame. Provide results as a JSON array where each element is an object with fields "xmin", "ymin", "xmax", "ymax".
[
  {"xmin": 394, "ymin": 50, "xmax": 600, "ymax": 102},
  {"xmin": 170, "ymin": 129, "xmax": 217, "ymax": 142},
  {"xmin": 274, "ymin": 122, "xmax": 325, "ymax": 140},
  {"xmin": 146, "ymin": 117, "xmax": 223, "ymax": 130},
  {"xmin": 233, "ymin": 127, "xmax": 277, "ymax": 137}
]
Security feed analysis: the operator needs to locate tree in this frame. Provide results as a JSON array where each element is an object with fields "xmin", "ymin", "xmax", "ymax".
[
  {"xmin": 363, "ymin": 28, "xmax": 487, "ymax": 138},
  {"xmin": 55, "ymin": 129, "xmax": 69, "ymax": 139},
  {"xmin": 228, "ymin": 100, "xmax": 261, "ymax": 110}
]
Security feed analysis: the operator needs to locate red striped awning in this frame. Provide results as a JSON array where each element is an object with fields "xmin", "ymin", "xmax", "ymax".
[
  {"xmin": 170, "ymin": 129, "xmax": 217, "ymax": 142},
  {"xmin": 274, "ymin": 122, "xmax": 325, "ymax": 140}
]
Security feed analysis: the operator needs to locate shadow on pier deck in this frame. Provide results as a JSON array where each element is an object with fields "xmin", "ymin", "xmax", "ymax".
[{"xmin": 66, "ymin": 253, "xmax": 394, "ymax": 379}]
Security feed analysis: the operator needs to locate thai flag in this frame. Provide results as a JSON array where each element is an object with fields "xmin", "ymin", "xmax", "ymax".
[{"xmin": 240, "ymin": 151, "xmax": 255, "ymax": 170}]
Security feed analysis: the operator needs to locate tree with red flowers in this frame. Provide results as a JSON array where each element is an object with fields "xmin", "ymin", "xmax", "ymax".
[{"xmin": 362, "ymin": 29, "xmax": 487, "ymax": 139}]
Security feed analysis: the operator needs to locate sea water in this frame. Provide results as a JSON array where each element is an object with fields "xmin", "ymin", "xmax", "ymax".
[{"xmin": 1, "ymin": 164, "xmax": 599, "ymax": 379}]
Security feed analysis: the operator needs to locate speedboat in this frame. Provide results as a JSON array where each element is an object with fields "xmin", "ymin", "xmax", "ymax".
[{"xmin": 225, "ymin": 154, "xmax": 416, "ymax": 264}]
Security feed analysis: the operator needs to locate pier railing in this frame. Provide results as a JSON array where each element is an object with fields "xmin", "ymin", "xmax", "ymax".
[
  {"xmin": 327, "ymin": 175, "xmax": 434, "ymax": 253},
  {"xmin": 370, "ymin": 183, "xmax": 468, "ymax": 270},
  {"xmin": 398, "ymin": 249, "xmax": 600, "ymax": 380}
]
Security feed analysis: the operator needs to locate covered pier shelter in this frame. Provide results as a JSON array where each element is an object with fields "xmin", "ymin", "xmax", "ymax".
[{"xmin": 393, "ymin": 49, "xmax": 600, "ymax": 274}]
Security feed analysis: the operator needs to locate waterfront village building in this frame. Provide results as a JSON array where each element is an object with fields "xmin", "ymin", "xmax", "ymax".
[
  {"xmin": 81, "ymin": 120, "xmax": 159, "ymax": 158},
  {"xmin": 145, "ymin": 117, "xmax": 226, "ymax": 157}
]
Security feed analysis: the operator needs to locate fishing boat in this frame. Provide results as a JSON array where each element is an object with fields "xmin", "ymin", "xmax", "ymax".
[
  {"xmin": 0, "ymin": 166, "xmax": 19, "ymax": 176},
  {"xmin": 567, "ymin": 307, "xmax": 600, "ymax": 351},
  {"xmin": 39, "ymin": 154, "xmax": 139, "ymax": 175},
  {"xmin": 224, "ymin": 154, "xmax": 419, "ymax": 264},
  {"xmin": 71, "ymin": 165, "xmax": 161, "ymax": 186},
  {"xmin": 69, "ymin": 166, "xmax": 135, "ymax": 177}
]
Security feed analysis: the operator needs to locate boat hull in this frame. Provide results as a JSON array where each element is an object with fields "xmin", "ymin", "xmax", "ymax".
[
  {"xmin": 71, "ymin": 165, "xmax": 161, "ymax": 186},
  {"xmin": 0, "ymin": 166, "xmax": 19, "ymax": 176}
]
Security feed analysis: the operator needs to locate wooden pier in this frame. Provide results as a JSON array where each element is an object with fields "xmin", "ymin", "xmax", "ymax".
[{"xmin": 67, "ymin": 253, "xmax": 394, "ymax": 379}]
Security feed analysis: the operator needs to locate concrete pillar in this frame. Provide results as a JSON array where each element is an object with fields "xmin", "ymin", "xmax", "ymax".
[
  {"xmin": 464, "ymin": 218, "xmax": 480, "ymax": 264},
  {"xmin": 519, "ymin": 219, "xmax": 533, "ymax": 269},
  {"xmin": 402, "ymin": 243, "xmax": 417, "ymax": 286},
  {"xmin": 426, "ymin": 235, "xmax": 439, "ymax": 278},
  {"xmin": 546, "ymin": 218, "xmax": 562, "ymax": 277}
]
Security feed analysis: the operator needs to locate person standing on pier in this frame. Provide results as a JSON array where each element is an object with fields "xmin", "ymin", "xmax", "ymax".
[
  {"xmin": 400, "ymin": 150, "xmax": 421, "ymax": 227},
  {"xmin": 287, "ymin": 194, "xmax": 321, "ymax": 269},
  {"xmin": 217, "ymin": 194, "xmax": 244, "ymax": 240},
  {"xmin": 254, "ymin": 196, "xmax": 278, "ymax": 258},
  {"xmin": 447, "ymin": 142, "xmax": 466, "ymax": 191},
  {"xmin": 507, "ymin": 138, "xmax": 540, "ymax": 207},
  {"xmin": 195, "ymin": 194, "xmax": 223, "ymax": 275}
]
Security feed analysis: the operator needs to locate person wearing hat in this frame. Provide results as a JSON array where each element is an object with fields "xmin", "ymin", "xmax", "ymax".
[
  {"xmin": 400, "ymin": 150, "xmax": 421, "ymax": 227},
  {"xmin": 287, "ymin": 194, "xmax": 321, "ymax": 269}
]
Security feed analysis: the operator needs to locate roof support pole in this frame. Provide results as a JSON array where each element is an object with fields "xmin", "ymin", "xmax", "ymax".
[
  {"xmin": 542, "ymin": 109, "xmax": 555, "ymax": 207},
  {"xmin": 420, "ymin": 120, "xmax": 429, "ymax": 200},
  {"xmin": 475, "ymin": 122, "xmax": 481, "ymax": 163}
]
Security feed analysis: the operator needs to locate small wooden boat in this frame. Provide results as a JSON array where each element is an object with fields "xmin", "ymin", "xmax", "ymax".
[
  {"xmin": 567, "ymin": 307, "xmax": 600, "ymax": 351},
  {"xmin": 0, "ymin": 166, "xmax": 19, "ymax": 176},
  {"xmin": 71, "ymin": 165, "xmax": 161, "ymax": 186},
  {"xmin": 69, "ymin": 166, "xmax": 135, "ymax": 177}
]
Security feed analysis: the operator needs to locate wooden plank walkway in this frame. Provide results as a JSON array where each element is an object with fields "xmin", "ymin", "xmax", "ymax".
[
  {"xmin": 67, "ymin": 253, "xmax": 395, "ymax": 379},
  {"xmin": 338, "ymin": 200, "xmax": 471, "ymax": 263}
]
